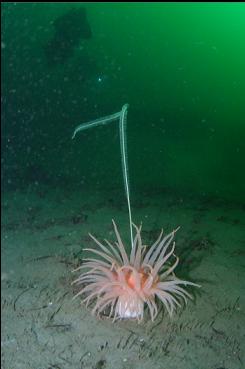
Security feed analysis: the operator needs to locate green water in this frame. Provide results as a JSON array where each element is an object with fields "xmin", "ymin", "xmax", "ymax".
[{"xmin": 2, "ymin": 2, "xmax": 245, "ymax": 203}]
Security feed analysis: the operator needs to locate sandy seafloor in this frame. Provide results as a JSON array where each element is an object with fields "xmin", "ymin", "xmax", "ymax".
[{"xmin": 1, "ymin": 185, "xmax": 245, "ymax": 369}]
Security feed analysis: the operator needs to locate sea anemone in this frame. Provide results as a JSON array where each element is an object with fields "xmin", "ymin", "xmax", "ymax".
[{"xmin": 72, "ymin": 220, "xmax": 200, "ymax": 322}]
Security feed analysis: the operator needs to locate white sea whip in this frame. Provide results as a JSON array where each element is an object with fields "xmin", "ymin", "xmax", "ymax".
[{"xmin": 72, "ymin": 104, "xmax": 133, "ymax": 249}]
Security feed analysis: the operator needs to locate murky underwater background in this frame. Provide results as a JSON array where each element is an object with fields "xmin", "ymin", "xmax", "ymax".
[
  {"xmin": 2, "ymin": 2, "xmax": 245, "ymax": 203},
  {"xmin": 1, "ymin": 3, "xmax": 245, "ymax": 369}
]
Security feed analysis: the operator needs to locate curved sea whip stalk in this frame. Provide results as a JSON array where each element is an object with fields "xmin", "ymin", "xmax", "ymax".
[{"xmin": 72, "ymin": 104, "xmax": 133, "ymax": 248}]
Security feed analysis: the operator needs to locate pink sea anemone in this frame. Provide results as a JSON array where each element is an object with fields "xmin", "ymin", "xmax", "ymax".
[{"xmin": 72, "ymin": 220, "xmax": 200, "ymax": 322}]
